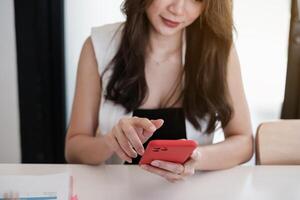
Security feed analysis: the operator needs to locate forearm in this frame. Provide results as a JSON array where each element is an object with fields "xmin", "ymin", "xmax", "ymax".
[
  {"xmin": 65, "ymin": 134, "xmax": 114, "ymax": 165},
  {"xmin": 195, "ymin": 134, "xmax": 254, "ymax": 171}
]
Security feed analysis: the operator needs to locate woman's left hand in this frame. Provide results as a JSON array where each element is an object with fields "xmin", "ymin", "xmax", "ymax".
[{"xmin": 140, "ymin": 147, "xmax": 201, "ymax": 183}]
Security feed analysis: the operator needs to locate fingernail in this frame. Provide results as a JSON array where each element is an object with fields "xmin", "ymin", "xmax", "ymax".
[
  {"xmin": 151, "ymin": 160, "xmax": 159, "ymax": 167},
  {"xmin": 149, "ymin": 126, "xmax": 156, "ymax": 132},
  {"xmin": 127, "ymin": 159, "xmax": 132, "ymax": 163},
  {"xmin": 137, "ymin": 148, "xmax": 144, "ymax": 155},
  {"xmin": 140, "ymin": 149, "xmax": 144, "ymax": 155}
]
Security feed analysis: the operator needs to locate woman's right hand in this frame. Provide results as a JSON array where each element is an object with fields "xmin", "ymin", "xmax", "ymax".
[{"xmin": 104, "ymin": 117, "xmax": 164, "ymax": 163}]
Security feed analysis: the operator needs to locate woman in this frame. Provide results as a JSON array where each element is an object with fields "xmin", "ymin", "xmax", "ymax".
[{"xmin": 65, "ymin": 0, "xmax": 254, "ymax": 182}]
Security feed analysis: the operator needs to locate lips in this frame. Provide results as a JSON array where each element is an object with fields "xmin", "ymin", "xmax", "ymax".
[{"xmin": 161, "ymin": 16, "xmax": 181, "ymax": 28}]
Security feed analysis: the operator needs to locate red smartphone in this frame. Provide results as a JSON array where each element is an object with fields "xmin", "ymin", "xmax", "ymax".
[{"xmin": 139, "ymin": 140, "xmax": 198, "ymax": 165}]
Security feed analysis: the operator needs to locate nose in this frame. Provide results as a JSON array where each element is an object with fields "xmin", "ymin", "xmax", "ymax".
[{"xmin": 168, "ymin": 0, "xmax": 185, "ymax": 16}]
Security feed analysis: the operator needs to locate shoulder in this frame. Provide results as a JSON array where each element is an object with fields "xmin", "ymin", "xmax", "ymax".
[
  {"xmin": 226, "ymin": 44, "xmax": 241, "ymax": 81},
  {"xmin": 227, "ymin": 45, "xmax": 239, "ymax": 67},
  {"xmin": 91, "ymin": 21, "xmax": 125, "ymax": 42},
  {"xmin": 80, "ymin": 37, "xmax": 96, "ymax": 63},
  {"xmin": 92, "ymin": 21, "xmax": 125, "ymax": 31},
  {"xmin": 90, "ymin": 22, "xmax": 125, "ymax": 73}
]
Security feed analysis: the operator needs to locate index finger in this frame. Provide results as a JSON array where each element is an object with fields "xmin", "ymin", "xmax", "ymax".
[
  {"xmin": 150, "ymin": 160, "xmax": 184, "ymax": 174},
  {"xmin": 120, "ymin": 122, "xmax": 145, "ymax": 155},
  {"xmin": 132, "ymin": 117, "xmax": 157, "ymax": 132}
]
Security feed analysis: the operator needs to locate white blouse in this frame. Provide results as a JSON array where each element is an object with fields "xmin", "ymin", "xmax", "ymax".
[{"xmin": 90, "ymin": 22, "xmax": 214, "ymax": 164}]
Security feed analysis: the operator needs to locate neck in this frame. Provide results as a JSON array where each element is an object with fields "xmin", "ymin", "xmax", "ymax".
[{"xmin": 147, "ymin": 26, "xmax": 183, "ymax": 59}]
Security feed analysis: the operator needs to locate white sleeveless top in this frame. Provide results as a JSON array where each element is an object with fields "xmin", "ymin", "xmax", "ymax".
[{"xmin": 90, "ymin": 22, "xmax": 214, "ymax": 164}]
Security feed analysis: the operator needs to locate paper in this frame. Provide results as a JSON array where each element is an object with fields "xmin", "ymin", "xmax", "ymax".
[{"xmin": 0, "ymin": 173, "xmax": 71, "ymax": 200}]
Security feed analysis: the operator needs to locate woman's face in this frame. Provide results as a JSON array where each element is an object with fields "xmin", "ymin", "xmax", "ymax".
[{"xmin": 146, "ymin": 0, "xmax": 205, "ymax": 36}]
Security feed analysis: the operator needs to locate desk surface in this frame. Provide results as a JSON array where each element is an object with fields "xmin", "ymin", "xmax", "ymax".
[{"xmin": 0, "ymin": 164, "xmax": 299, "ymax": 200}]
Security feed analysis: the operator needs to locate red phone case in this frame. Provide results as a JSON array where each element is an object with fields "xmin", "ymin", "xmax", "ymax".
[{"xmin": 139, "ymin": 140, "xmax": 198, "ymax": 165}]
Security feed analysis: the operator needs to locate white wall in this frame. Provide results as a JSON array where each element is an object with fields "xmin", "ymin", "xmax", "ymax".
[
  {"xmin": 64, "ymin": 0, "xmax": 124, "ymax": 123},
  {"xmin": 0, "ymin": 0, "xmax": 21, "ymax": 163},
  {"xmin": 233, "ymin": 0, "xmax": 291, "ymax": 131}
]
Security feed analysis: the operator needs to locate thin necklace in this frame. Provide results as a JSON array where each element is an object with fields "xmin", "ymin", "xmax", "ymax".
[
  {"xmin": 147, "ymin": 48, "xmax": 182, "ymax": 66},
  {"xmin": 148, "ymin": 54, "xmax": 170, "ymax": 66}
]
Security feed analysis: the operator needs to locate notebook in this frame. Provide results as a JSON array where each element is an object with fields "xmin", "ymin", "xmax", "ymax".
[{"xmin": 0, "ymin": 172, "xmax": 77, "ymax": 200}]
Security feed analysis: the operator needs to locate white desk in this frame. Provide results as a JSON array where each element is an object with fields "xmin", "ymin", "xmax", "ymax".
[{"xmin": 0, "ymin": 164, "xmax": 299, "ymax": 200}]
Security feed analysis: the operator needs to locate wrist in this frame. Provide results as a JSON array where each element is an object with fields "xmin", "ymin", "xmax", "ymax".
[
  {"xmin": 194, "ymin": 147, "xmax": 204, "ymax": 170},
  {"xmin": 99, "ymin": 133, "xmax": 115, "ymax": 155}
]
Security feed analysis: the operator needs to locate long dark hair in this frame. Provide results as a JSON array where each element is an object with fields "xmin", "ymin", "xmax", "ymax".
[{"xmin": 104, "ymin": 0, "xmax": 234, "ymax": 134}]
